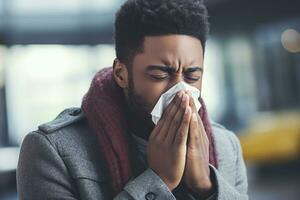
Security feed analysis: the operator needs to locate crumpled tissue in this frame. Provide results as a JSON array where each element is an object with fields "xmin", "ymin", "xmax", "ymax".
[{"xmin": 151, "ymin": 81, "xmax": 201, "ymax": 125}]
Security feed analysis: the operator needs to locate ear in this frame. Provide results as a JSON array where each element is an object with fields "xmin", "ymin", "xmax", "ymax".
[{"xmin": 113, "ymin": 58, "xmax": 129, "ymax": 89}]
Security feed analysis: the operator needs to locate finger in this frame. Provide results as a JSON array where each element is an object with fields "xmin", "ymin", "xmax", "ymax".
[
  {"xmin": 156, "ymin": 91, "xmax": 184, "ymax": 140},
  {"xmin": 165, "ymin": 93, "xmax": 189, "ymax": 144},
  {"xmin": 186, "ymin": 91, "xmax": 198, "ymax": 114},
  {"xmin": 161, "ymin": 91, "xmax": 183, "ymax": 119},
  {"xmin": 150, "ymin": 92, "xmax": 182, "ymax": 140},
  {"xmin": 188, "ymin": 113, "xmax": 201, "ymax": 148},
  {"xmin": 174, "ymin": 106, "xmax": 192, "ymax": 145},
  {"xmin": 186, "ymin": 91, "xmax": 202, "ymax": 123},
  {"xmin": 149, "ymin": 116, "xmax": 165, "ymax": 140},
  {"xmin": 187, "ymin": 92, "xmax": 209, "ymax": 143},
  {"xmin": 197, "ymin": 114, "xmax": 209, "ymax": 145}
]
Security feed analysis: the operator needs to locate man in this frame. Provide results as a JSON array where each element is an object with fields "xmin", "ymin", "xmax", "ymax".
[{"xmin": 17, "ymin": 0, "xmax": 248, "ymax": 199}]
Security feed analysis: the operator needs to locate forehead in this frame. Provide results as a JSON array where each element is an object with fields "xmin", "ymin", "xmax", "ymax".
[{"xmin": 133, "ymin": 34, "xmax": 204, "ymax": 68}]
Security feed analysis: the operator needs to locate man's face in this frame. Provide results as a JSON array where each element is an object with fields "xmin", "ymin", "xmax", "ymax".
[{"xmin": 127, "ymin": 34, "xmax": 204, "ymax": 124}]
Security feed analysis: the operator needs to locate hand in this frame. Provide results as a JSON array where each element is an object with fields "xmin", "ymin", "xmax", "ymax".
[
  {"xmin": 182, "ymin": 92, "xmax": 214, "ymax": 197},
  {"xmin": 147, "ymin": 91, "xmax": 192, "ymax": 191}
]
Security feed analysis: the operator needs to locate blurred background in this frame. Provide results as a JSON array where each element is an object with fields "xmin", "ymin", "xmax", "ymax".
[{"xmin": 0, "ymin": 0, "xmax": 299, "ymax": 199}]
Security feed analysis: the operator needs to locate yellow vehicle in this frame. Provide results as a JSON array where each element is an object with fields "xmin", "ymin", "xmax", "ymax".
[{"xmin": 239, "ymin": 112, "xmax": 300, "ymax": 164}]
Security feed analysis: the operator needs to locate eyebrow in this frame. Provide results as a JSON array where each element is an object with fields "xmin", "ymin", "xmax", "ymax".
[
  {"xmin": 146, "ymin": 65, "xmax": 176, "ymax": 73},
  {"xmin": 184, "ymin": 67, "xmax": 203, "ymax": 73},
  {"xmin": 146, "ymin": 65, "xmax": 203, "ymax": 73}
]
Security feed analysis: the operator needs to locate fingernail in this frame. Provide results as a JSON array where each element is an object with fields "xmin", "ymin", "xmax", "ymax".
[
  {"xmin": 185, "ymin": 95, "xmax": 189, "ymax": 102},
  {"xmin": 177, "ymin": 92, "xmax": 182, "ymax": 98},
  {"xmin": 182, "ymin": 94, "xmax": 186, "ymax": 101}
]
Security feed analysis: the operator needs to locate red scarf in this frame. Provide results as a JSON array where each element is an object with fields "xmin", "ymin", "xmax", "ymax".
[{"xmin": 81, "ymin": 67, "xmax": 218, "ymax": 196}]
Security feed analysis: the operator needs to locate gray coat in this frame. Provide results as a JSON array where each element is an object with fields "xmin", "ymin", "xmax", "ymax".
[{"xmin": 17, "ymin": 108, "xmax": 248, "ymax": 200}]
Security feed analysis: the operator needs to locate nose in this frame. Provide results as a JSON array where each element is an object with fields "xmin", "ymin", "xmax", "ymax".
[{"xmin": 166, "ymin": 73, "xmax": 185, "ymax": 91}]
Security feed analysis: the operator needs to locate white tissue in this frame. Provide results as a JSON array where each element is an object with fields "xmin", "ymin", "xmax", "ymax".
[{"xmin": 151, "ymin": 81, "xmax": 201, "ymax": 125}]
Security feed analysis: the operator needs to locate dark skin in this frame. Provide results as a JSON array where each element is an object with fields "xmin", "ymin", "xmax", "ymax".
[{"xmin": 113, "ymin": 35, "xmax": 214, "ymax": 197}]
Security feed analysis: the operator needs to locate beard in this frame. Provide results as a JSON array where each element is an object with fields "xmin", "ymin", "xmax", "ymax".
[{"xmin": 125, "ymin": 73, "xmax": 155, "ymax": 140}]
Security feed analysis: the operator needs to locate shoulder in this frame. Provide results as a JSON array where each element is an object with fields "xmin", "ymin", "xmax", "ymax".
[
  {"xmin": 18, "ymin": 108, "xmax": 110, "ymax": 199},
  {"xmin": 20, "ymin": 107, "xmax": 109, "ymax": 178},
  {"xmin": 38, "ymin": 107, "xmax": 85, "ymax": 135},
  {"xmin": 23, "ymin": 107, "xmax": 101, "ymax": 160}
]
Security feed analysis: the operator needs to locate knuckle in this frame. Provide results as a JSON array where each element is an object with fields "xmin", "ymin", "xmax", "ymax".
[
  {"xmin": 183, "ymin": 116, "xmax": 189, "ymax": 123},
  {"xmin": 176, "ymin": 132, "xmax": 184, "ymax": 142},
  {"xmin": 164, "ymin": 102, "xmax": 175, "ymax": 116},
  {"xmin": 193, "ymin": 134, "xmax": 200, "ymax": 141},
  {"xmin": 180, "ymin": 102, "xmax": 186, "ymax": 110},
  {"xmin": 195, "ymin": 139, "xmax": 201, "ymax": 146},
  {"xmin": 196, "ymin": 136, "xmax": 201, "ymax": 143},
  {"xmin": 177, "ymin": 132, "xmax": 184, "ymax": 140},
  {"xmin": 182, "ymin": 113, "xmax": 190, "ymax": 122},
  {"xmin": 173, "ymin": 117, "xmax": 181, "ymax": 125},
  {"xmin": 163, "ymin": 109, "xmax": 173, "ymax": 119},
  {"xmin": 175, "ymin": 97, "xmax": 182, "ymax": 105},
  {"xmin": 163, "ymin": 112, "xmax": 170, "ymax": 119},
  {"xmin": 190, "ymin": 122, "xmax": 196, "ymax": 129}
]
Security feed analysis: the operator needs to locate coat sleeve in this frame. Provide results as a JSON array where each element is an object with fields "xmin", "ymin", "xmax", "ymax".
[
  {"xmin": 17, "ymin": 132, "xmax": 79, "ymax": 200},
  {"xmin": 113, "ymin": 168, "xmax": 176, "ymax": 199},
  {"xmin": 114, "ymin": 132, "xmax": 248, "ymax": 200}
]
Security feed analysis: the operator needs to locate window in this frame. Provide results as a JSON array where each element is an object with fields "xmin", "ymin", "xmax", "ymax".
[
  {"xmin": 5, "ymin": 44, "xmax": 115, "ymax": 145},
  {"xmin": 0, "ymin": 45, "xmax": 7, "ymax": 146},
  {"xmin": 202, "ymin": 39, "xmax": 227, "ymax": 121}
]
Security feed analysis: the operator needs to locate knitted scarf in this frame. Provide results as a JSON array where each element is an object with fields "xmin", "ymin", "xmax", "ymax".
[{"xmin": 81, "ymin": 67, "xmax": 218, "ymax": 196}]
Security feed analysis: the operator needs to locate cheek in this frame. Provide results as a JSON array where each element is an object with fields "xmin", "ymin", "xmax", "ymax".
[
  {"xmin": 133, "ymin": 73, "xmax": 168, "ymax": 110},
  {"xmin": 191, "ymin": 79, "xmax": 203, "ymax": 91}
]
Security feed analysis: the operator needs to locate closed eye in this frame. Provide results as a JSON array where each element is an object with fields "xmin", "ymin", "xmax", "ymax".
[
  {"xmin": 150, "ymin": 74, "xmax": 169, "ymax": 80},
  {"xmin": 184, "ymin": 70, "xmax": 202, "ymax": 82},
  {"xmin": 185, "ymin": 76, "xmax": 201, "ymax": 81}
]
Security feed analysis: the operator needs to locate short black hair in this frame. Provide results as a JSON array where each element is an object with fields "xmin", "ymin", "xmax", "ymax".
[{"xmin": 114, "ymin": 0, "xmax": 209, "ymax": 65}]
